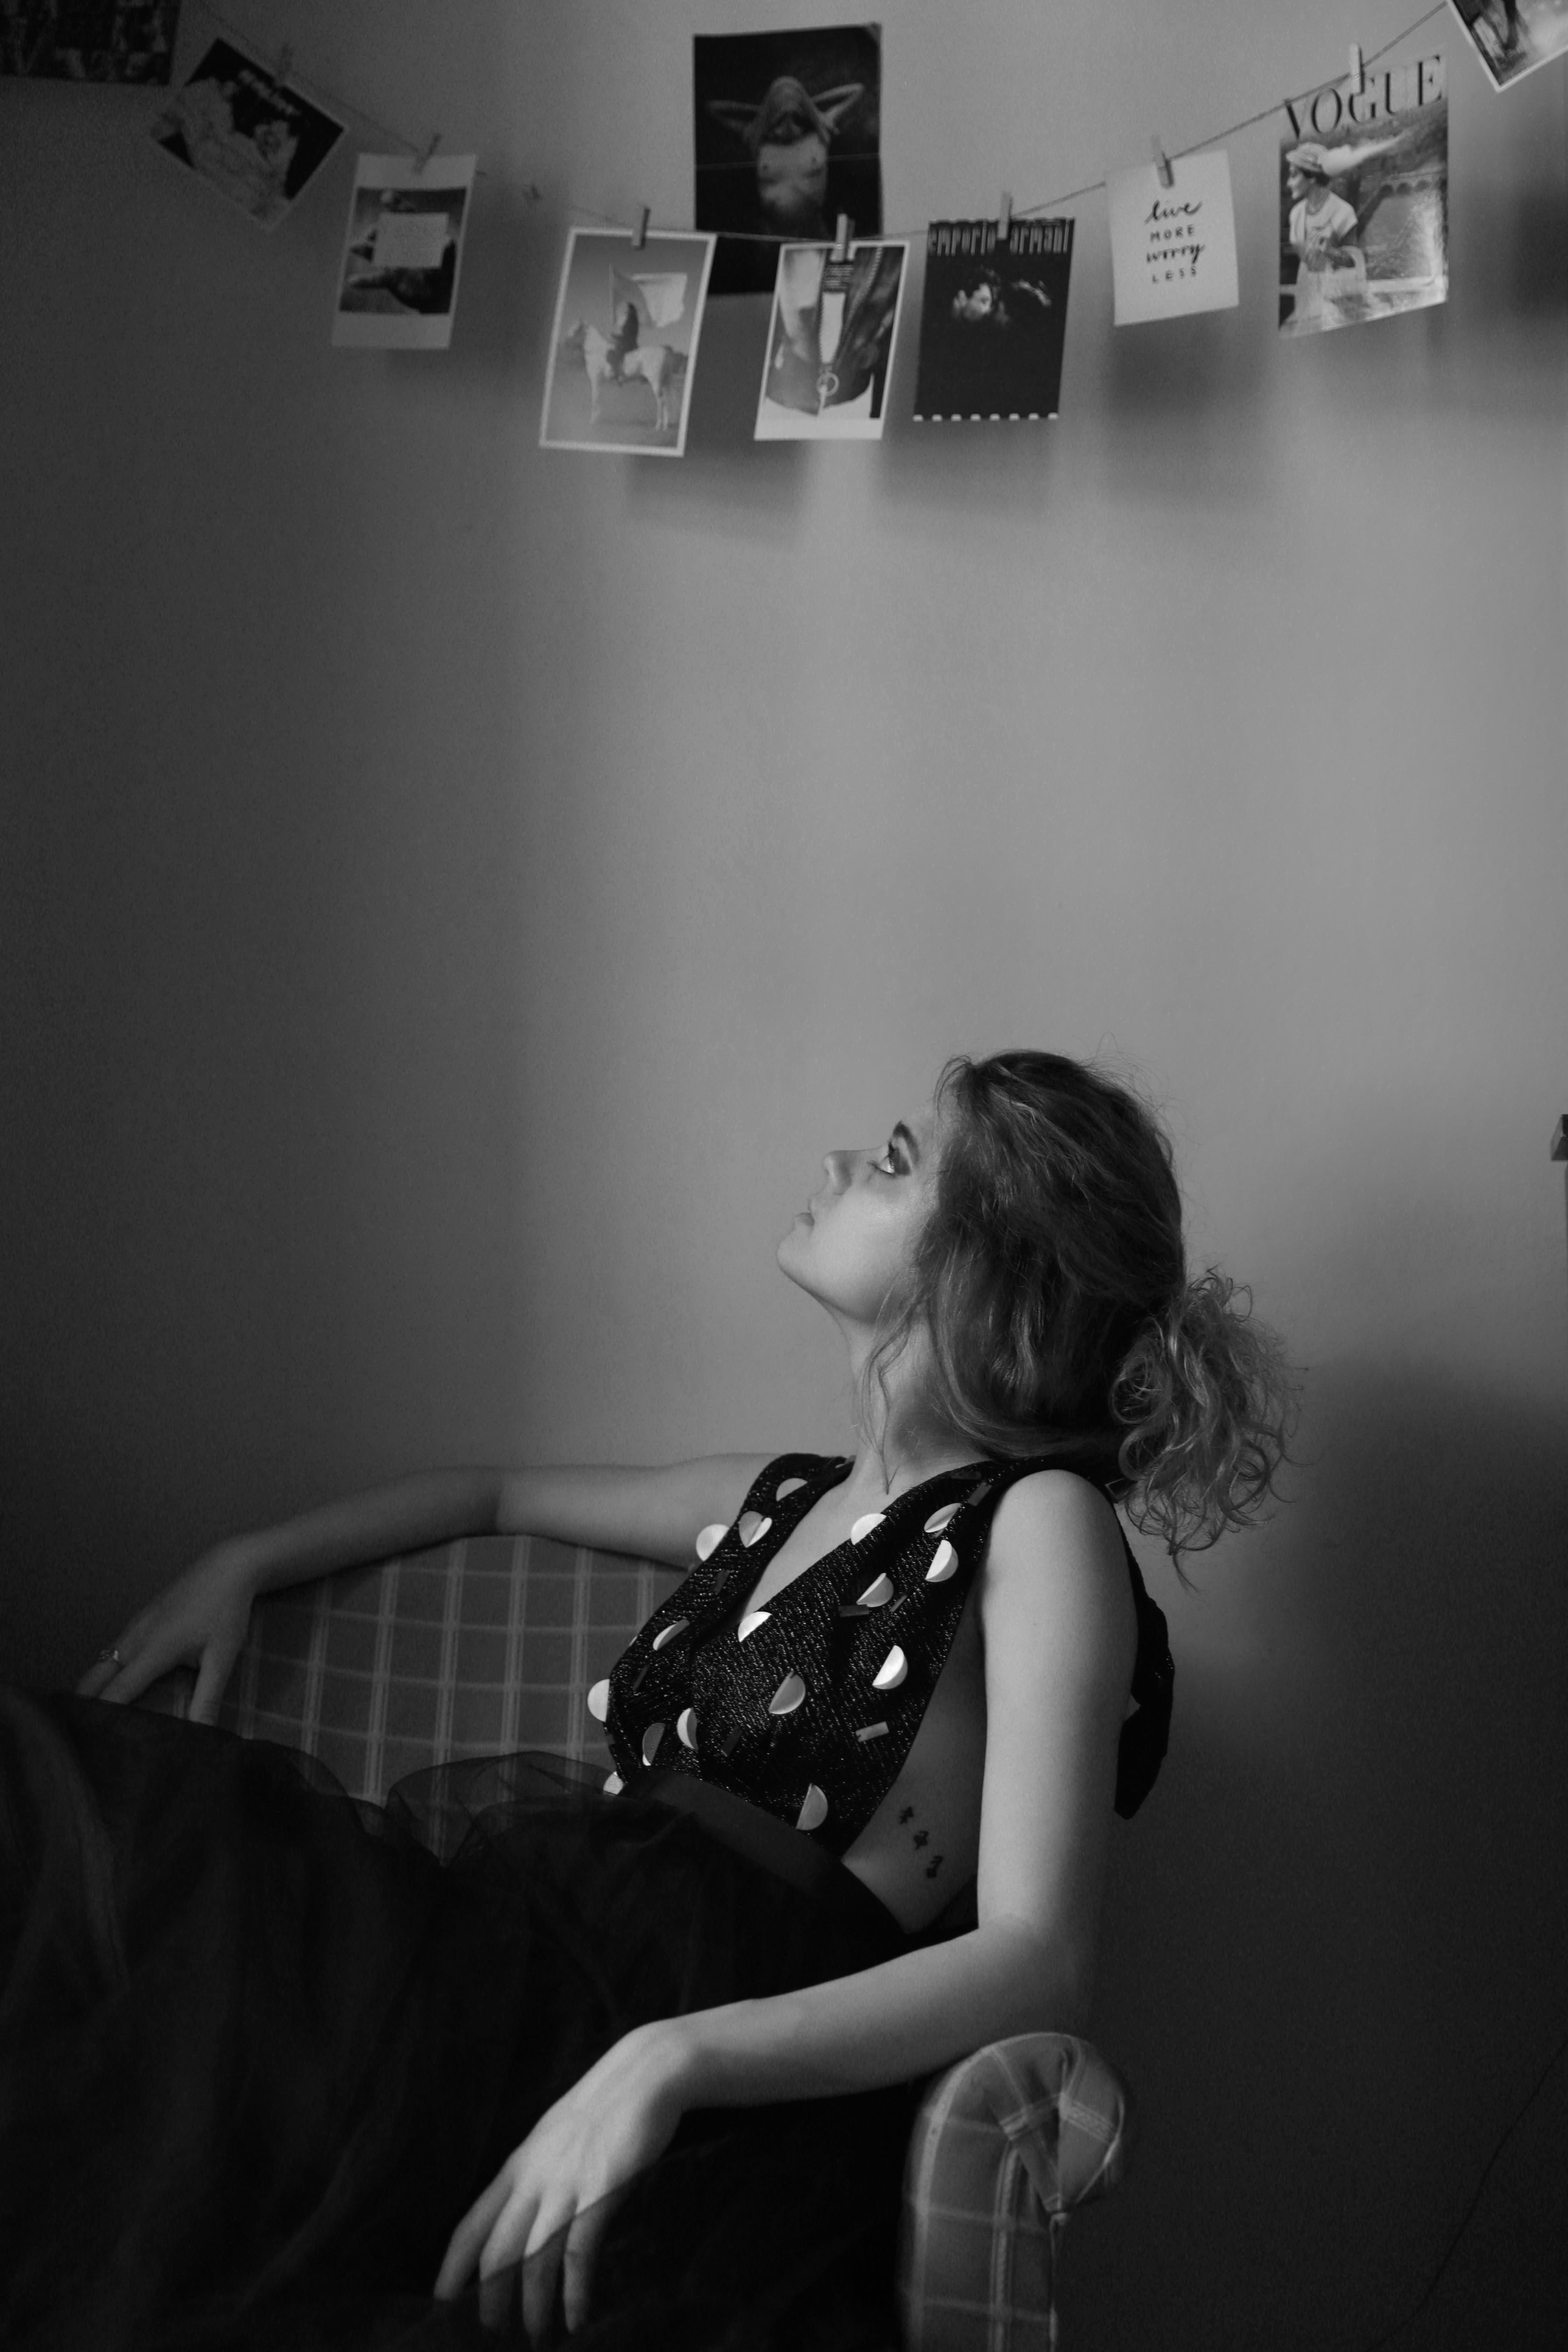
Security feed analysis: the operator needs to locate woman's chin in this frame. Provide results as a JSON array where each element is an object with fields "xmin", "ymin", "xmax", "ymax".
[{"xmin": 775, "ymin": 1217, "xmax": 815, "ymax": 1278}]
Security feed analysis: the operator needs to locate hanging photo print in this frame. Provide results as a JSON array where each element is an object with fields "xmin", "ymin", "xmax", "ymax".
[
  {"xmin": 332, "ymin": 155, "xmax": 476, "ymax": 349},
  {"xmin": 1106, "ymin": 149, "xmax": 1239, "ymax": 326},
  {"xmin": 1448, "ymin": 0, "xmax": 1568, "ymax": 92},
  {"xmin": 694, "ymin": 23, "xmax": 882, "ymax": 297},
  {"xmin": 912, "ymin": 219, "xmax": 1073, "ymax": 421},
  {"xmin": 1, "ymin": 0, "xmax": 180, "ymax": 80},
  {"xmin": 541, "ymin": 227, "xmax": 716, "ymax": 456},
  {"xmin": 1279, "ymin": 52, "xmax": 1448, "ymax": 337},
  {"xmin": 149, "ymin": 36, "xmax": 344, "ymax": 230},
  {"xmin": 755, "ymin": 238, "xmax": 908, "ymax": 439}
]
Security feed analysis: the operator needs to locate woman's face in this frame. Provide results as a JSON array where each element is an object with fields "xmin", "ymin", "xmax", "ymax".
[{"xmin": 777, "ymin": 1097, "xmax": 944, "ymax": 1328}]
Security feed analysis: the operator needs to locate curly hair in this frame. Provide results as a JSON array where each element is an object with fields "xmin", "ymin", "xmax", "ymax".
[{"xmin": 862, "ymin": 1050, "xmax": 1296, "ymax": 1561}]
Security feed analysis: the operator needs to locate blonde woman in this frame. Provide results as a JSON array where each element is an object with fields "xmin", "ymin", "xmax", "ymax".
[{"xmin": 7, "ymin": 1050, "xmax": 1291, "ymax": 2348}]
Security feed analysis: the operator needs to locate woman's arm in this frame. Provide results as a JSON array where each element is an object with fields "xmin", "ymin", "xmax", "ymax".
[
  {"xmin": 77, "ymin": 1455, "xmax": 772, "ymax": 1717},
  {"xmin": 220, "ymin": 1455, "xmax": 772, "ymax": 1600}
]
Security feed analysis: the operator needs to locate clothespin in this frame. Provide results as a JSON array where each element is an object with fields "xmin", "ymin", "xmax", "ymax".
[
  {"xmin": 997, "ymin": 190, "xmax": 1013, "ymax": 246},
  {"xmin": 633, "ymin": 204, "xmax": 650, "ymax": 250},
  {"xmin": 1551, "ymin": 1115, "xmax": 1568, "ymax": 1163},
  {"xmin": 413, "ymin": 131, "xmax": 441, "ymax": 177},
  {"xmin": 1151, "ymin": 136, "xmax": 1173, "ymax": 190},
  {"xmin": 1348, "ymin": 42, "xmax": 1366, "ymax": 96},
  {"xmin": 832, "ymin": 212, "xmax": 853, "ymax": 259}
]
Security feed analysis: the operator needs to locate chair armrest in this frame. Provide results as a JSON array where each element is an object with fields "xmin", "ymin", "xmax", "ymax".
[
  {"xmin": 897, "ymin": 2033, "xmax": 1131, "ymax": 2351},
  {"xmin": 132, "ymin": 1536, "xmax": 683, "ymax": 1802}
]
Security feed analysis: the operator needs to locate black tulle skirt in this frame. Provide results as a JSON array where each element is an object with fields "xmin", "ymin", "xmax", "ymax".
[{"xmin": 0, "ymin": 1690, "xmax": 923, "ymax": 2352}]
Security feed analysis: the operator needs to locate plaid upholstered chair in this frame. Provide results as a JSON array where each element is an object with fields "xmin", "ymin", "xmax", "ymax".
[{"xmin": 142, "ymin": 1534, "xmax": 1132, "ymax": 2349}]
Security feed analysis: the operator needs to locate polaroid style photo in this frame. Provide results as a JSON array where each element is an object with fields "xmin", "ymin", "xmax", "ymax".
[
  {"xmin": 912, "ymin": 220, "xmax": 1073, "ymax": 421},
  {"xmin": 1448, "ymin": 0, "xmax": 1568, "ymax": 92},
  {"xmin": 149, "ymin": 36, "xmax": 344, "ymax": 229},
  {"xmin": 755, "ymin": 238, "xmax": 909, "ymax": 440},
  {"xmin": 1, "ymin": 0, "xmax": 181, "ymax": 81},
  {"xmin": 694, "ymin": 23, "xmax": 882, "ymax": 297},
  {"xmin": 333, "ymin": 155, "xmax": 476, "ymax": 350},
  {"xmin": 1279, "ymin": 52, "xmax": 1448, "ymax": 337},
  {"xmin": 541, "ymin": 228, "xmax": 717, "ymax": 456}
]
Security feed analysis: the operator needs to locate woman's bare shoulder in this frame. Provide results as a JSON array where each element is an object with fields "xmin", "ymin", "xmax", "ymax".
[{"xmin": 978, "ymin": 1469, "xmax": 1135, "ymax": 1680}]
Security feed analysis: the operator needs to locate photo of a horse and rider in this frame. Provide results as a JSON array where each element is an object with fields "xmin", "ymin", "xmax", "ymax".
[
  {"xmin": 694, "ymin": 22, "xmax": 883, "ymax": 296},
  {"xmin": 539, "ymin": 228, "xmax": 716, "ymax": 456}
]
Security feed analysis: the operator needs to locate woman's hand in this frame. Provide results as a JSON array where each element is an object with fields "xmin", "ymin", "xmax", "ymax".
[
  {"xmin": 74, "ymin": 1541, "xmax": 260, "ymax": 1724},
  {"xmin": 434, "ymin": 2020, "xmax": 692, "ymax": 2339}
]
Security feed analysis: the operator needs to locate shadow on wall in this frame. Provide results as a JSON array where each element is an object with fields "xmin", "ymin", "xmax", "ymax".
[{"xmin": 1060, "ymin": 1361, "xmax": 1568, "ymax": 2352}]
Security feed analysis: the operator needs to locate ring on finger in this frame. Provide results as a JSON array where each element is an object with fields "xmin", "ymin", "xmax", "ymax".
[{"xmin": 96, "ymin": 1646, "xmax": 123, "ymax": 1667}]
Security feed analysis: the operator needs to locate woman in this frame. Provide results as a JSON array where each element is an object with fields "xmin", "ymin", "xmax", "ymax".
[
  {"xmin": 1284, "ymin": 143, "xmax": 1365, "ymax": 331},
  {"xmin": 6, "ymin": 1050, "xmax": 1290, "ymax": 2348}
]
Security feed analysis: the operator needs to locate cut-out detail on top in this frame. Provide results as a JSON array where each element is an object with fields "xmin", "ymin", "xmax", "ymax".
[{"xmin": 695, "ymin": 1522, "xmax": 727, "ymax": 1561}]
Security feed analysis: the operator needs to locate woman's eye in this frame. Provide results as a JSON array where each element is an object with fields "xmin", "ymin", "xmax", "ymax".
[{"xmin": 872, "ymin": 1146, "xmax": 899, "ymax": 1176}]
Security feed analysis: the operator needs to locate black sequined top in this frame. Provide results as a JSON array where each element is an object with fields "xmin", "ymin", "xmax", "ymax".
[{"xmin": 596, "ymin": 1451, "xmax": 1174, "ymax": 1860}]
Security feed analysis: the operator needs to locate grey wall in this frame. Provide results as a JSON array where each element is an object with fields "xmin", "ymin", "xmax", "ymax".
[{"xmin": 2, "ymin": 4, "xmax": 1565, "ymax": 2346}]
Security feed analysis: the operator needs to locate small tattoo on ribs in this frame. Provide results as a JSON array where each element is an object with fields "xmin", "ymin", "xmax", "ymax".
[
  {"xmin": 911, "ymin": 1829, "xmax": 930, "ymax": 1849},
  {"xmin": 897, "ymin": 1806, "xmax": 915, "ymax": 1825},
  {"xmin": 924, "ymin": 1856, "xmax": 944, "ymax": 1878}
]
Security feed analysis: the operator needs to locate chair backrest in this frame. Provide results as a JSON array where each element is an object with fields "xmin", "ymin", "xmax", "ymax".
[{"xmin": 143, "ymin": 1536, "xmax": 683, "ymax": 1804}]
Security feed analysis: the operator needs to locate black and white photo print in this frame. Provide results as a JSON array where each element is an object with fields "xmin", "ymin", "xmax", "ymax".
[
  {"xmin": 694, "ymin": 22, "xmax": 882, "ymax": 296},
  {"xmin": 541, "ymin": 227, "xmax": 716, "ymax": 454}
]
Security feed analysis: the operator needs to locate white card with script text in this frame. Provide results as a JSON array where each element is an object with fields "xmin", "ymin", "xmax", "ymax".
[{"xmin": 1106, "ymin": 148, "xmax": 1239, "ymax": 326}]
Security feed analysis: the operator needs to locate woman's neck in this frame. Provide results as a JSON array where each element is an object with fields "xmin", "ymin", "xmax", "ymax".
[
  {"xmin": 840, "ymin": 1435, "xmax": 982, "ymax": 1505},
  {"xmin": 836, "ymin": 1323, "xmax": 980, "ymax": 1501}
]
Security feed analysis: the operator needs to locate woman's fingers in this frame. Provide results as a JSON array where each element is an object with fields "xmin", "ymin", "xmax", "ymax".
[
  {"xmin": 75, "ymin": 1645, "xmax": 152, "ymax": 1705},
  {"xmin": 98, "ymin": 1646, "xmax": 174, "ymax": 1710},
  {"xmin": 560, "ymin": 2192, "xmax": 623, "ymax": 2334},
  {"xmin": 73, "ymin": 1654, "xmax": 119, "ymax": 1699},
  {"xmin": 189, "ymin": 1645, "xmax": 237, "ymax": 1727},
  {"xmin": 434, "ymin": 2165, "xmax": 519, "ymax": 2303},
  {"xmin": 482, "ymin": 2248, "xmax": 527, "ymax": 2336},
  {"xmin": 518, "ymin": 2210, "xmax": 567, "ymax": 2342}
]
